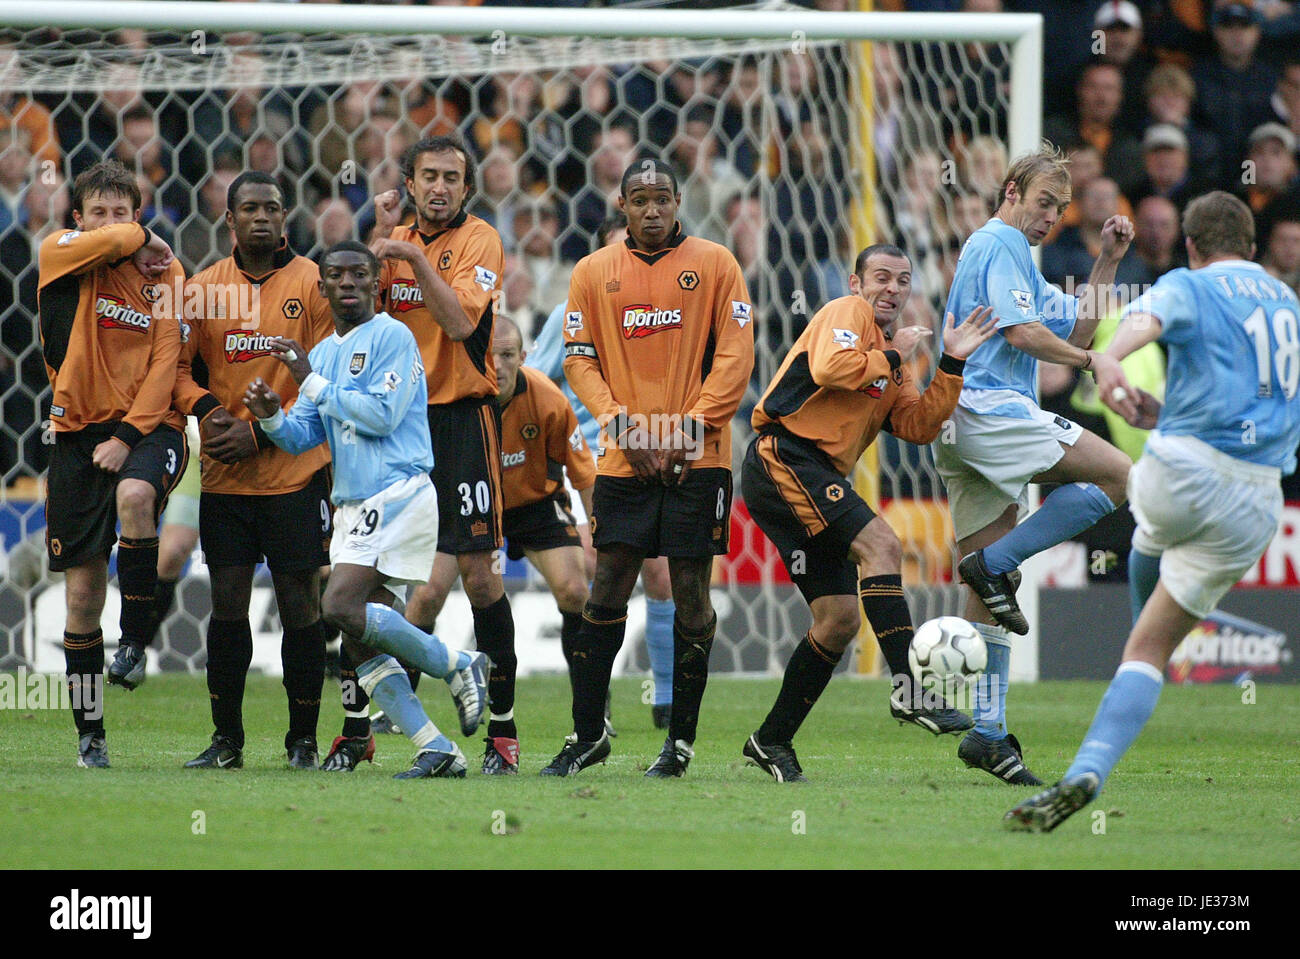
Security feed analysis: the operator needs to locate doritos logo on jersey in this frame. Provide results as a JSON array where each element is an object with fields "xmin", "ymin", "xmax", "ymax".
[
  {"xmin": 474, "ymin": 265, "xmax": 498, "ymax": 292},
  {"xmin": 564, "ymin": 311, "xmax": 583, "ymax": 334},
  {"xmin": 1011, "ymin": 290, "xmax": 1033, "ymax": 314},
  {"xmin": 864, "ymin": 376, "xmax": 889, "ymax": 398},
  {"xmin": 388, "ymin": 280, "xmax": 424, "ymax": 312},
  {"xmin": 732, "ymin": 300, "xmax": 752, "ymax": 328},
  {"xmin": 501, "ymin": 450, "xmax": 527, "ymax": 468},
  {"xmin": 622, "ymin": 305, "xmax": 682, "ymax": 339},
  {"xmin": 521, "ymin": 423, "xmax": 540, "ymax": 440},
  {"xmin": 439, "ymin": 250, "xmax": 453, "ymax": 270},
  {"xmin": 832, "ymin": 328, "xmax": 859, "ymax": 350},
  {"xmin": 96, "ymin": 295, "xmax": 152, "ymax": 333},
  {"xmin": 223, "ymin": 330, "xmax": 280, "ymax": 362},
  {"xmin": 350, "ymin": 353, "xmax": 367, "ymax": 375}
]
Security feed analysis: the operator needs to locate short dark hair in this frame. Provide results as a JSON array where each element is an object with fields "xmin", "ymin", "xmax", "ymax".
[
  {"xmin": 596, "ymin": 212, "xmax": 628, "ymax": 249},
  {"xmin": 620, "ymin": 158, "xmax": 679, "ymax": 197},
  {"xmin": 401, "ymin": 133, "xmax": 477, "ymax": 197},
  {"xmin": 226, "ymin": 170, "xmax": 281, "ymax": 212},
  {"xmin": 1182, "ymin": 191, "xmax": 1255, "ymax": 260},
  {"xmin": 71, "ymin": 159, "xmax": 141, "ymax": 215},
  {"xmin": 320, "ymin": 240, "xmax": 379, "ymax": 275},
  {"xmin": 854, "ymin": 243, "xmax": 910, "ymax": 276}
]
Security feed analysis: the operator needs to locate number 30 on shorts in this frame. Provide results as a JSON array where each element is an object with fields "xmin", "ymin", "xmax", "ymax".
[{"xmin": 458, "ymin": 481, "xmax": 491, "ymax": 516}]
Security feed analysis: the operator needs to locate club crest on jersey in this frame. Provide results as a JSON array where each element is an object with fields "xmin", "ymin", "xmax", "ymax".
[
  {"xmin": 282, "ymin": 298, "xmax": 303, "ymax": 320},
  {"xmin": 622, "ymin": 305, "xmax": 682, "ymax": 339},
  {"xmin": 521, "ymin": 423, "xmax": 540, "ymax": 440},
  {"xmin": 564, "ymin": 311, "xmax": 583, "ymax": 334},
  {"xmin": 350, "ymin": 352, "xmax": 367, "ymax": 375},
  {"xmin": 832, "ymin": 328, "xmax": 859, "ymax": 350},
  {"xmin": 1011, "ymin": 289, "xmax": 1033, "ymax": 314},
  {"xmin": 388, "ymin": 280, "xmax": 424, "ymax": 312},
  {"xmin": 731, "ymin": 300, "xmax": 752, "ymax": 327},
  {"xmin": 95, "ymin": 295, "xmax": 152, "ymax": 333},
  {"xmin": 439, "ymin": 250, "xmax": 453, "ymax": 270},
  {"xmin": 826, "ymin": 484, "xmax": 844, "ymax": 502},
  {"xmin": 141, "ymin": 283, "xmax": 162, "ymax": 303},
  {"xmin": 223, "ymin": 330, "xmax": 278, "ymax": 362},
  {"xmin": 474, "ymin": 265, "xmax": 498, "ymax": 292},
  {"xmin": 678, "ymin": 270, "xmax": 699, "ymax": 291}
]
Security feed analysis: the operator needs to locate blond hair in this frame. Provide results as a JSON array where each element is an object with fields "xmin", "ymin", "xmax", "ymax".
[{"xmin": 998, "ymin": 140, "xmax": 1071, "ymax": 206}]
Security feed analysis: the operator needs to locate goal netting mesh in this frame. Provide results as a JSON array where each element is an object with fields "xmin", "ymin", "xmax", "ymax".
[{"xmin": 0, "ymin": 6, "xmax": 1013, "ymax": 678}]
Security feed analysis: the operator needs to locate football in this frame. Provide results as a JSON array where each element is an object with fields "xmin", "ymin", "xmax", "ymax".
[{"xmin": 908, "ymin": 617, "xmax": 988, "ymax": 689}]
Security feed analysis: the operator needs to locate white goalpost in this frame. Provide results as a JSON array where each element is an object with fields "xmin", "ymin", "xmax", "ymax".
[{"xmin": 0, "ymin": 1, "xmax": 1044, "ymax": 681}]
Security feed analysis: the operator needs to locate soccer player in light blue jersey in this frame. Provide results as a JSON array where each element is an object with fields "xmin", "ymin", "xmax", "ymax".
[
  {"xmin": 244, "ymin": 241, "xmax": 490, "ymax": 779},
  {"xmin": 528, "ymin": 212, "xmax": 679, "ymax": 732},
  {"xmin": 1006, "ymin": 191, "xmax": 1300, "ymax": 831},
  {"xmin": 933, "ymin": 144, "xmax": 1136, "ymax": 785}
]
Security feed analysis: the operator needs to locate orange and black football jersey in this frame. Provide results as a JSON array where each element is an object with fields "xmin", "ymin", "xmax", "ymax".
[
  {"xmin": 753, "ymin": 295, "xmax": 965, "ymax": 476},
  {"xmin": 39, "ymin": 223, "xmax": 185, "ymax": 443},
  {"xmin": 173, "ymin": 244, "xmax": 334, "ymax": 495},
  {"xmin": 378, "ymin": 208, "xmax": 503, "ymax": 405},
  {"xmin": 499, "ymin": 366, "xmax": 596, "ymax": 509},
  {"xmin": 563, "ymin": 225, "xmax": 754, "ymax": 477}
]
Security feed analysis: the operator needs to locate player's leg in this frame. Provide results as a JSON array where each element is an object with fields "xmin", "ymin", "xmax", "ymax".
[
  {"xmin": 63, "ymin": 561, "xmax": 110, "ymax": 767},
  {"xmin": 459, "ymin": 549, "xmax": 517, "ymax": 742},
  {"xmin": 108, "ymin": 427, "xmax": 186, "ymax": 688},
  {"xmin": 524, "ymin": 543, "xmax": 589, "ymax": 699},
  {"xmin": 327, "ymin": 563, "xmax": 469, "ymax": 779},
  {"xmin": 150, "ymin": 521, "xmax": 198, "ymax": 645},
  {"xmin": 185, "ymin": 563, "xmax": 256, "ymax": 769},
  {"xmin": 639, "ymin": 556, "xmax": 675, "ymax": 728}
]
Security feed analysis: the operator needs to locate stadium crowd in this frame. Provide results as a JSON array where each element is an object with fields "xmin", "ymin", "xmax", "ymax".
[{"xmin": 3, "ymin": 0, "xmax": 1300, "ymax": 501}]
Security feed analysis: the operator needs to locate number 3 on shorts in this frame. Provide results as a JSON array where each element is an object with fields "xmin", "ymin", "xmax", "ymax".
[
  {"xmin": 458, "ymin": 481, "xmax": 491, "ymax": 517},
  {"xmin": 166, "ymin": 448, "xmax": 177, "ymax": 474}
]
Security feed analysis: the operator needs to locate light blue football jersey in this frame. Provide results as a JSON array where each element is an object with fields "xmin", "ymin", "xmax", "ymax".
[
  {"xmin": 946, "ymin": 219, "xmax": 1079, "ymax": 418},
  {"xmin": 260, "ymin": 311, "xmax": 434, "ymax": 503},
  {"xmin": 1122, "ymin": 260, "xmax": 1300, "ymax": 473},
  {"xmin": 527, "ymin": 300, "xmax": 601, "ymax": 449}
]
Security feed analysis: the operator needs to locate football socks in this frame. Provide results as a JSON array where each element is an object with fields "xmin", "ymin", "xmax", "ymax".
[
  {"xmin": 116, "ymin": 535, "xmax": 159, "ymax": 649},
  {"xmin": 472, "ymin": 594, "xmax": 517, "ymax": 732},
  {"xmin": 571, "ymin": 602, "xmax": 628, "ymax": 742},
  {"xmin": 281, "ymin": 620, "xmax": 325, "ymax": 751},
  {"xmin": 669, "ymin": 612, "xmax": 716, "ymax": 745},
  {"xmin": 972, "ymin": 622, "xmax": 1012, "ymax": 740},
  {"xmin": 858, "ymin": 574, "xmax": 914, "ymax": 701},
  {"xmin": 206, "ymin": 617, "xmax": 254, "ymax": 748},
  {"xmin": 356, "ymin": 654, "xmax": 452, "ymax": 753},
  {"xmin": 362, "ymin": 603, "xmax": 463, "ymax": 680},
  {"xmin": 63, "ymin": 629, "xmax": 105, "ymax": 735},
  {"xmin": 644, "ymin": 596, "xmax": 676, "ymax": 707},
  {"xmin": 1129, "ymin": 547, "xmax": 1161, "ymax": 626},
  {"xmin": 148, "ymin": 576, "xmax": 178, "ymax": 646},
  {"xmin": 757, "ymin": 632, "xmax": 841, "ymax": 745},
  {"xmin": 982, "ymin": 482, "xmax": 1115, "ymax": 576},
  {"xmin": 559, "ymin": 609, "xmax": 582, "ymax": 694},
  {"xmin": 337, "ymin": 645, "xmax": 371, "ymax": 738},
  {"xmin": 1065, "ymin": 660, "xmax": 1164, "ymax": 790}
]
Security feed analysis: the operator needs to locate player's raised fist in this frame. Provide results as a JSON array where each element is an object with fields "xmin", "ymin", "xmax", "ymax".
[
  {"xmin": 889, "ymin": 324, "xmax": 932, "ymax": 362},
  {"xmin": 941, "ymin": 305, "xmax": 997, "ymax": 360},
  {"xmin": 372, "ymin": 189, "xmax": 403, "ymax": 234},
  {"xmin": 370, "ymin": 238, "xmax": 420, "ymax": 264},
  {"xmin": 244, "ymin": 377, "xmax": 282, "ymax": 420},
  {"xmin": 1100, "ymin": 215, "xmax": 1135, "ymax": 259}
]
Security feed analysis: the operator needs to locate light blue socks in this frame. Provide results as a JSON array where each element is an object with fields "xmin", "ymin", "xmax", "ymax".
[
  {"xmin": 644, "ymin": 597, "xmax": 675, "ymax": 706},
  {"xmin": 983, "ymin": 482, "xmax": 1116, "ymax": 576},
  {"xmin": 356, "ymin": 654, "xmax": 454, "ymax": 753},
  {"xmin": 362, "ymin": 603, "xmax": 471, "ymax": 681},
  {"xmin": 1065, "ymin": 660, "xmax": 1163, "ymax": 789},
  {"xmin": 972, "ymin": 623, "xmax": 1012, "ymax": 740}
]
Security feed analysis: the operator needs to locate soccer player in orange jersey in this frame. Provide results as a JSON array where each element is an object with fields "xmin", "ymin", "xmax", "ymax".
[{"xmin": 542, "ymin": 159, "xmax": 754, "ymax": 777}]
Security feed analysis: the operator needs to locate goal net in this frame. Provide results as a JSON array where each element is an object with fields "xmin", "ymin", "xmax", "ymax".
[{"xmin": 0, "ymin": 3, "xmax": 1038, "ymax": 678}]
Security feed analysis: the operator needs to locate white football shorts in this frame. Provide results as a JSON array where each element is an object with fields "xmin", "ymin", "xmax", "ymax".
[
  {"xmin": 932, "ymin": 389, "xmax": 1083, "ymax": 541},
  {"xmin": 1128, "ymin": 431, "xmax": 1282, "ymax": 619},
  {"xmin": 330, "ymin": 473, "xmax": 439, "ymax": 587}
]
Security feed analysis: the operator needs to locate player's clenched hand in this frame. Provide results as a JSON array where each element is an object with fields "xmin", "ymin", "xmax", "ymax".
[
  {"xmin": 244, "ymin": 378, "xmax": 282, "ymax": 420},
  {"xmin": 941, "ymin": 306, "xmax": 997, "ymax": 360},
  {"xmin": 270, "ymin": 337, "xmax": 312, "ymax": 384},
  {"xmin": 91, "ymin": 438, "xmax": 130, "ymax": 474},
  {"xmin": 132, "ymin": 232, "xmax": 174, "ymax": 279},
  {"xmin": 205, "ymin": 421, "xmax": 258, "ymax": 464},
  {"xmin": 1094, "ymin": 353, "xmax": 1139, "ymax": 423},
  {"xmin": 889, "ymin": 324, "xmax": 932, "ymax": 362},
  {"xmin": 372, "ymin": 189, "xmax": 403, "ymax": 235},
  {"xmin": 659, "ymin": 430, "xmax": 696, "ymax": 486},
  {"xmin": 370, "ymin": 238, "xmax": 421, "ymax": 264},
  {"xmin": 1129, "ymin": 388, "xmax": 1162, "ymax": 430},
  {"xmin": 200, "ymin": 407, "xmax": 235, "ymax": 444},
  {"xmin": 622, "ymin": 427, "xmax": 661, "ymax": 484},
  {"xmin": 1099, "ymin": 215, "xmax": 1135, "ymax": 261}
]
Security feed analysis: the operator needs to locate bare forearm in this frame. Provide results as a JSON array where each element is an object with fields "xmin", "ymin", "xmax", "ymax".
[
  {"xmin": 1070, "ymin": 254, "xmax": 1124, "ymax": 346},
  {"xmin": 409, "ymin": 255, "xmax": 473, "ymax": 340},
  {"xmin": 1004, "ymin": 322, "xmax": 1092, "ymax": 368}
]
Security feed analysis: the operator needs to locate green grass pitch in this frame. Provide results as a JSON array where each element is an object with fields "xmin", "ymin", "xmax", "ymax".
[{"xmin": 3, "ymin": 673, "xmax": 1298, "ymax": 869}]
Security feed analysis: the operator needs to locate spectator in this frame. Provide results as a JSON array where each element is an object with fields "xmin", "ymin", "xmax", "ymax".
[
  {"xmin": 177, "ymin": 165, "xmax": 237, "ymax": 273},
  {"xmin": 134, "ymin": 173, "xmax": 177, "ymax": 251},
  {"xmin": 500, "ymin": 252, "xmax": 545, "ymax": 342},
  {"xmin": 512, "ymin": 197, "xmax": 569, "ymax": 324},
  {"xmin": 1093, "ymin": 1, "xmax": 1157, "ymax": 134},
  {"xmin": 1260, "ymin": 209, "xmax": 1300, "ymax": 294},
  {"xmin": 1041, "ymin": 176, "xmax": 1145, "ymax": 293},
  {"xmin": 1266, "ymin": 55, "xmax": 1300, "ymax": 146},
  {"xmin": 719, "ymin": 57, "xmax": 763, "ymax": 179},
  {"xmin": 1240, "ymin": 122, "xmax": 1300, "ymax": 229},
  {"xmin": 0, "ymin": 126, "xmax": 30, "ymax": 235},
  {"xmin": 724, "ymin": 190, "xmax": 762, "ymax": 289},
  {"xmin": 1192, "ymin": 3, "xmax": 1277, "ymax": 176},
  {"xmin": 564, "ymin": 122, "xmax": 636, "ymax": 261},
  {"xmin": 0, "ymin": 65, "xmax": 61, "ymax": 172},
  {"xmin": 1044, "ymin": 61, "xmax": 1145, "ymax": 198},
  {"xmin": 308, "ymin": 197, "xmax": 356, "ymax": 262},
  {"xmin": 960, "ymin": 135, "xmax": 1009, "ymax": 207},
  {"xmin": 670, "ymin": 106, "xmax": 746, "ymax": 246},
  {"xmin": 1143, "ymin": 62, "xmax": 1222, "ymax": 187},
  {"xmin": 1130, "ymin": 124, "xmax": 1202, "ymax": 210},
  {"xmin": 1132, "ymin": 194, "xmax": 1184, "ymax": 282},
  {"xmin": 468, "ymin": 143, "xmax": 522, "ymax": 249}
]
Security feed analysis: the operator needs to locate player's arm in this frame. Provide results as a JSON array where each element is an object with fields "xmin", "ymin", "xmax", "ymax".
[
  {"xmin": 885, "ymin": 307, "xmax": 996, "ymax": 444},
  {"xmin": 114, "ymin": 265, "xmax": 187, "ymax": 451},
  {"xmin": 557, "ymin": 403, "xmax": 597, "ymax": 496},
  {"xmin": 682, "ymin": 255, "xmax": 755, "ymax": 437},
  {"xmin": 562, "ymin": 267, "xmax": 627, "ymax": 443},
  {"xmin": 1067, "ymin": 214, "xmax": 1135, "ymax": 348},
  {"xmin": 278, "ymin": 328, "xmax": 420, "ymax": 438},
  {"xmin": 806, "ymin": 305, "xmax": 907, "ymax": 391},
  {"xmin": 246, "ymin": 378, "xmax": 327, "ymax": 454},
  {"xmin": 1096, "ymin": 308, "xmax": 1167, "ymax": 427}
]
